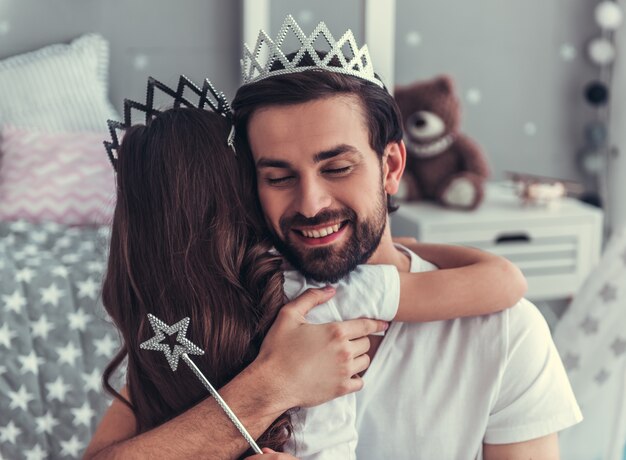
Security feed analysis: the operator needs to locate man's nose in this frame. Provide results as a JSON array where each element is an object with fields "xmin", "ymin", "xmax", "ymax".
[{"xmin": 296, "ymin": 177, "xmax": 332, "ymax": 218}]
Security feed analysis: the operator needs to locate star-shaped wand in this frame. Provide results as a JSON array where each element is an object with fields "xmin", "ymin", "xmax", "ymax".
[{"xmin": 140, "ymin": 313, "xmax": 262, "ymax": 454}]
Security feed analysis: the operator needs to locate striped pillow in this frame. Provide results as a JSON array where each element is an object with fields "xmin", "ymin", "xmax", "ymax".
[
  {"xmin": 0, "ymin": 126, "xmax": 115, "ymax": 225},
  {"xmin": 0, "ymin": 34, "xmax": 118, "ymax": 132}
]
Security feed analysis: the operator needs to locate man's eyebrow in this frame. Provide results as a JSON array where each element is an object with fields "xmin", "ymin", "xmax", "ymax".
[
  {"xmin": 313, "ymin": 144, "xmax": 360, "ymax": 163},
  {"xmin": 256, "ymin": 158, "xmax": 292, "ymax": 169},
  {"xmin": 256, "ymin": 144, "xmax": 361, "ymax": 169}
]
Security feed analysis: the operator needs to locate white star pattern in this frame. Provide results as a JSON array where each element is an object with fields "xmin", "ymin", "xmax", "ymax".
[
  {"xmin": 18, "ymin": 351, "xmax": 45, "ymax": 375},
  {"xmin": 466, "ymin": 88, "xmax": 482, "ymax": 104},
  {"xmin": 61, "ymin": 253, "xmax": 81, "ymax": 264},
  {"xmin": 79, "ymin": 240, "xmax": 96, "ymax": 252},
  {"xmin": 59, "ymin": 435, "xmax": 84, "ymax": 457},
  {"xmin": 54, "ymin": 236, "xmax": 72, "ymax": 249},
  {"xmin": 0, "ymin": 322, "xmax": 18, "ymax": 348},
  {"xmin": 0, "ymin": 420, "xmax": 22, "ymax": 444},
  {"xmin": 77, "ymin": 277, "xmax": 99, "ymax": 299},
  {"xmin": 68, "ymin": 309, "xmax": 92, "ymax": 331},
  {"xmin": 40, "ymin": 283, "xmax": 64, "ymax": 307},
  {"xmin": 8, "ymin": 385, "xmax": 34, "ymax": 411},
  {"xmin": 2, "ymin": 223, "xmax": 118, "ymax": 457},
  {"xmin": 34, "ymin": 411, "xmax": 59, "ymax": 435},
  {"xmin": 405, "ymin": 30, "xmax": 422, "ymax": 46},
  {"xmin": 560, "ymin": 43, "xmax": 577, "ymax": 61},
  {"xmin": 25, "ymin": 255, "xmax": 42, "ymax": 267},
  {"xmin": 23, "ymin": 244, "xmax": 39, "ymax": 256},
  {"xmin": 31, "ymin": 230, "xmax": 48, "ymax": 243},
  {"xmin": 3, "ymin": 289, "xmax": 27, "ymax": 313},
  {"xmin": 94, "ymin": 334, "xmax": 118, "ymax": 358},
  {"xmin": 15, "ymin": 267, "xmax": 36, "ymax": 283},
  {"xmin": 10, "ymin": 220, "xmax": 30, "ymax": 232},
  {"xmin": 57, "ymin": 342, "xmax": 81, "ymax": 366},
  {"xmin": 24, "ymin": 443, "xmax": 47, "ymax": 460},
  {"xmin": 82, "ymin": 368, "xmax": 102, "ymax": 393},
  {"xmin": 87, "ymin": 260, "xmax": 105, "ymax": 273},
  {"xmin": 43, "ymin": 221, "xmax": 61, "ymax": 232},
  {"xmin": 12, "ymin": 250, "xmax": 28, "ymax": 261},
  {"xmin": 46, "ymin": 376, "xmax": 71, "ymax": 402},
  {"xmin": 71, "ymin": 401, "xmax": 96, "ymax": 428},
  {"xmin": 31, "ymin": 314, "xmax": 55, "ymax": 340},
  {"xmin": 52, "ymin": 265, "xmax": 70, "ymax": 278}
]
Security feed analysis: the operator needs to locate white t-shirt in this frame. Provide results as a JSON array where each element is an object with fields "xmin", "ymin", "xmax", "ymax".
[
  {"xmin": 353, "ymin": 247, "xmax": 583, "ymax": 459},
  {"xmin": 283, "ymin": 264, "xmax": 401, "ymax": 460}
]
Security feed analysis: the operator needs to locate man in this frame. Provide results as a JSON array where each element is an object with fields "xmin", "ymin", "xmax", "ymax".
[
  {"xmin": 229, "ymin": 16, "xmax": 582, "ymax": 459},
  {"xmin": 87, "ymin": 16, "xmax": 581, "ymax": 459}
]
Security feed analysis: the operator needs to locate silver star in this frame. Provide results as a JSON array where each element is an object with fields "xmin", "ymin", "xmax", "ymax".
[
  {"xmin": 595, "ymin": 368, "xmax": 610, "ymax": 384},
  {"xmin": 140, "ymin": 314, "xmax": 204, "ymax": 371},
  {"xmin": 580, "ymin": 316, "xmax": 599, "ymax": 334},
  {"xmin": 562, "ymin": 352, "xmax": 580, "ymax": 371},
  {"xmin": 611, "ymin": 337, "xmax": 626, "ymax": 356},
  {"xmin": 599, "ymin": 283, "xmax": 617, "ymax": 303}
]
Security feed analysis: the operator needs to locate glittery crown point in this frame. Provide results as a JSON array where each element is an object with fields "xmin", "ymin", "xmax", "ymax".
[
  {"xmin": 104, "ymin": 75, "xmax": 233, "ymax": 171},
  {"xmin": 241, "ymin": 14, "xmax": 383, "ymax": 88},
  {"xmin": 140, "ymin": 313, "xmax": 204, "ymax": 372}
]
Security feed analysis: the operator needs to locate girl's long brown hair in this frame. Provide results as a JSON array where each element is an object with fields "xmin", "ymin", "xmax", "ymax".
[{"xmin": 101, "ymin": 108, "xmax": 291, "ymax": 456}]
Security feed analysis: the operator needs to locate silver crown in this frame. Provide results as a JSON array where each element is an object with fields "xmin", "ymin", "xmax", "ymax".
[
  {"xmin": 241, "ymin": 15, "xmax": 384, "ymax": 88},
  {"xmin": 104, "ymin": 75, "xmax": 234, "ymax": 171}
]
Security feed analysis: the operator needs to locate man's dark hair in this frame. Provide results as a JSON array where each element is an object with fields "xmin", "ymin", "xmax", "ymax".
[{"xmin": 232, "ymin": 52, "xmax": 404, "ymax": 213}]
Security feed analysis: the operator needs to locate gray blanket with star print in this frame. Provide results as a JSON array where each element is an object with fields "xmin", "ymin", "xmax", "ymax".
[{"xmin": 0, "ymin": 221, "xmax": 121, "ymax": 459}]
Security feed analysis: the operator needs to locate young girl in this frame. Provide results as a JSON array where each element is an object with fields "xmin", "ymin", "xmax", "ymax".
[{"xmin": 90, "ymin": 107, "xmax": 526, "ymax": 459}]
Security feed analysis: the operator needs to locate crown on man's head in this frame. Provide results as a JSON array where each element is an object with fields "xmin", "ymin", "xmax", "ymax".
[
  {"xmin": 241, "ymin": 14, "xmax": 384, "ymax": 88},
  {"xmin": 104, "ymin": 75, "xmax": 234, "ymax": 171}
]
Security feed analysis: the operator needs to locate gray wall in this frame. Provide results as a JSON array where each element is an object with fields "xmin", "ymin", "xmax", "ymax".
[
  {"xmin": 394, "ymin": 0, "xmax": 599, "ymax": 183},
  {"xmin": 0, "ymin": 0, "xmax": 242, "ymax": 110},
  {"xmin": 0, "ymin": 0, "xmax": 606, "ymax": 185}
]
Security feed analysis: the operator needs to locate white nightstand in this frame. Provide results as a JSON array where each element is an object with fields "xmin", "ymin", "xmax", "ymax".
[{"xmin": 391, "ymin": 183, "xmax": 604, "ymax": 302}]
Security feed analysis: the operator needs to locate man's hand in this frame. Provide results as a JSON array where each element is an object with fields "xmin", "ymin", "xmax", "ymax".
[
  {"xmin": 245, "ymin": 447, "xmax": 299, "ymax": 459},
  {"xmin": 251, "ymin": 287, "xmax": 389, "ymax": 412}
]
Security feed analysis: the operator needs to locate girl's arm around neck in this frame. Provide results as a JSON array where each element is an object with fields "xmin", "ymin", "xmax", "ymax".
[{"xmin": 395, "ymin": 242, "xmax": 527, "ymax": 322}]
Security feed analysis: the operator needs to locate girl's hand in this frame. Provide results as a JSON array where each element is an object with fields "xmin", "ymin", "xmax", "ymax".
[{"xmin": 251, "ymin": 287, "xmax": 388, "ymax": 412}]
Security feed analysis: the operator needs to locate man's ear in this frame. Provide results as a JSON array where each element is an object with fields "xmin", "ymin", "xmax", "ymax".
[{"xmin": 383, "ymin": 140, "xmax": 406, "ymax": 195}]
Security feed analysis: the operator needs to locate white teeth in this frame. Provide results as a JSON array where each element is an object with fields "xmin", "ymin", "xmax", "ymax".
[{"xmin": 301, "ymin": 224, "xmax": 341, "ymax": 239}]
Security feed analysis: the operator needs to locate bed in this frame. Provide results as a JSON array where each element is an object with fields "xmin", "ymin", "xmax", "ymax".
[{"xmin": 0, "ymin": 34, "xmax": 123, "ymax": 458}]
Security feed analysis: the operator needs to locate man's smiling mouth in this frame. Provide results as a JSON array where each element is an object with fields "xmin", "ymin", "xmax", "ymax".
[{"xmin": 293, "ymin": 221, "xmax": 348, "ymax": 241}]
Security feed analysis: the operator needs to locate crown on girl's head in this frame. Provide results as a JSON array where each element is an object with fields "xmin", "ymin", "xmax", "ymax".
[
  {"xmin": 241, "ymin": 14, "xmax": 384, "ymax": 88},
  {"xmin": 104, "ymin": 75, "xmax": 234, "ymax": 171}
]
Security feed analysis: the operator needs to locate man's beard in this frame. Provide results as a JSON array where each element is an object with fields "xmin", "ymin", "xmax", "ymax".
[{"xmin": 270, "ymin": 188, "xmax": 387, "ymax": 283}]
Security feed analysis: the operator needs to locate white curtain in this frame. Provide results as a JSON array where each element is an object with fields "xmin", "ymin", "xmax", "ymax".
[{"xmin": 554, "ymin": 225, "xmax": 626, "ymax": 460}]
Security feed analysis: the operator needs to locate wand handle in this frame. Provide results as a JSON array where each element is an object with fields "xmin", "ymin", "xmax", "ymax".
[{"xmin": 182, "ymin": 354, "xmax": 263, "ymax": 454}]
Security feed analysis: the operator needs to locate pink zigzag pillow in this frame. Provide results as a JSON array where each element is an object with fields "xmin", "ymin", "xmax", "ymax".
[{"xmin": 0, "ymin": 126, "xmax": 116, "ymax": 226}]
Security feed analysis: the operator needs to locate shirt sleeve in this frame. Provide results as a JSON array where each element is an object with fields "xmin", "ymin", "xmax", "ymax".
[
  {"xmin": 329, "ymin": 265, "xmax": 400, "ymax": 322},
  {"xmin": 484, "ymin": 299, "xmax": 583, "ymax": 444},
  {"xmin": 283, "ymin": 265, "xmax": 400, "ymax": 328}
]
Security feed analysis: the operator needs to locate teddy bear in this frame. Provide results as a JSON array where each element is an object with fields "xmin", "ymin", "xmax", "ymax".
[{"xmin": 394, "ymin": 75, "xmax": 490, "ymax": 210}]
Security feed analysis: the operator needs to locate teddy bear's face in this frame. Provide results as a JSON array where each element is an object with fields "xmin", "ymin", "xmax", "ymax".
[{"xmin": 395, "ymin": 76, "xmax": 460, "ymax": 158}]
